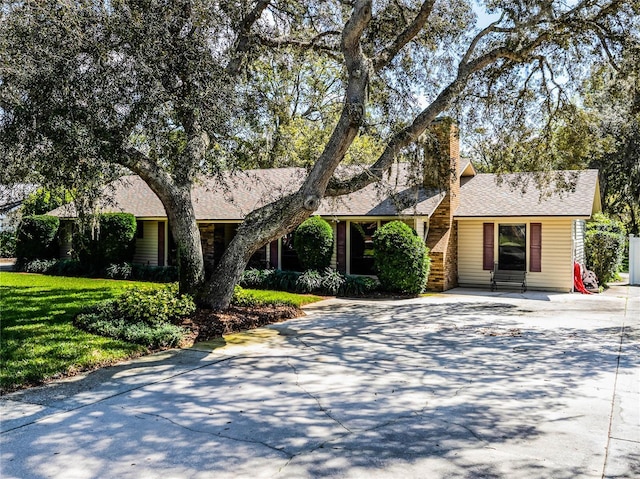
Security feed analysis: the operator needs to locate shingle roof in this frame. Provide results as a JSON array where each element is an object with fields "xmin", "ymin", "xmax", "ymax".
[
  {"xmin": 455, "ymin": 170, "xmax": 600, "ymax": 218},
  {"xmin": 49, "ymin": 165, "xmax": 445, "ymax": 219}
]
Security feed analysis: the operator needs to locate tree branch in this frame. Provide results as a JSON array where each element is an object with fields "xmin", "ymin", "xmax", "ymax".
[
  {"xmin": 326, "ymin": 0, "xmax": 627, "ymax": 197},
  {"xmin": 255, "ymin": 30, "xmax": 342, "ymax": 59},
  {"xmin": 373, "ymin": 0, "xmax": 436, "ymax": 72},
  {"xmin": 226, "ymin": 0, "xmax": 272, "ymax": 76}
]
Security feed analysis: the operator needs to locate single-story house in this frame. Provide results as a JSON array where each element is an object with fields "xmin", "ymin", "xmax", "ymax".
[{"xmin": 49, "ymin": 125, "xmax": 601, "ymax": 292}]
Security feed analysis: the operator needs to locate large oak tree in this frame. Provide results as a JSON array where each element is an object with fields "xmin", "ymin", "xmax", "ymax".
[{"xmin": 1, "ymin": 1, "xmax": 637, "ymax": 309}]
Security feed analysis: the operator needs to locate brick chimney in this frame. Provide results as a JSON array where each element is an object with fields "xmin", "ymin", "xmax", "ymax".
[{"xmin": 423, "ymin": 118, "xmax": 460, "ymax": 291}]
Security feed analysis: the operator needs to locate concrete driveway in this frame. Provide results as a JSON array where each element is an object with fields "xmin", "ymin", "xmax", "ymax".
[{"xmin": 1, "ymin": 285, "xmax": 638, "ymax": 479}]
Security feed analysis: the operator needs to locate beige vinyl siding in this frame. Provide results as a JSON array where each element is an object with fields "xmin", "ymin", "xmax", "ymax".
[
  {"xmin": 330, "ymin": 221, "xmax": 338, "ymax": 270},
  {"xmin": 573, "ymin": 219, "xmax": 586, "ymax": 265},
  {"xmin": 457, "ymin": 219, "xmax": 490, "ymax": 286},
  {"xmin": 133, "ymin": 220, "xmax": 159, "ymax": 266},
  {"xmin": 531, "ymin": 218, "xmax": 574, "ymax": 291},
  {"xmin": 457, "ymin": 217, "xmax": 576, "ymax": 292}
]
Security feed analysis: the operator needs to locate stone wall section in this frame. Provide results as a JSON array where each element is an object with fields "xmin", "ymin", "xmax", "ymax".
[{"xmin": 425, "ymin": 120, "xmax": 460, "ymax": 292}]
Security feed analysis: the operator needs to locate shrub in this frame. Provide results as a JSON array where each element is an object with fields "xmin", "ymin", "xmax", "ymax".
[
  {"xmin": 19, "ymin": 258, "xmax": 58, "ymax": 274},
  {"xmin": 105, "ymin": 262, "xmax": 133, "ymax": 280},
  {"xmin": 239, "ymin": 268, "xmax": 275, "ymax": 289},
  {"xmin": 77, "ymin": 213, "xmax": 137, "ymax": 269},
  {"xmin": 321, "ymin": 268, "xmax": 346, "ymax": 295},
  {"xmin": 372, "ymin": 221, "xmax": 430, "ymax": 294},
  {"xmin": 231, "ymin": 285, "xmax": 259, "ymax": 307},
  {"xmin": 239, "ymin": 267, "xmax": 379, "ymax": 296},
  {"xmin": 15, "ymin": 215, "xmax": 60, "ymax": 262},
  {"xmin": 111, "ymin": 284, "xmax": 196, "ymax": 325},
  {"xmin": 338, "ymin": 275, "xmax": 380, "ymax": 297},
  {"xmin": 296, "ymin": 269, "xmax": 323, "ymax": 293},
  {"xmin": 75, "ymin": 284, "xmax": 193, "ymax": 349},
  {"xmin": 0, "ymin": 231, "xmax": 16, "ymax": 258},
  {"xmin": 131, "ymin": 264, "xmax": 178, "ymax": 283},
  {"xmin": 585, "ymin": 213, "xmax": 626, "ymax": 285},
  {"xmin": 49, "ymin": 259, "xmax": 86, "ymax": 277},
  {"xmin": 293, "ymin": 216, "xmax": 334, "ymax": 271},
  {"xmin": 75, "ymin": 314, "xmax": 185, "ymax": 349},
  {"xmin": 271, "ymin": 270, "xmax": 301, "ymax": 291}
]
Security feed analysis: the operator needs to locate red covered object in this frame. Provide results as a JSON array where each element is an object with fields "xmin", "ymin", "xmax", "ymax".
[{"xmin": 574, "ymin": 262, "xmax": 592, "ymax": 294}]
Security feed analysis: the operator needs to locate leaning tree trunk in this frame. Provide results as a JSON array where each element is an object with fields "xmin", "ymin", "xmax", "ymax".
[
  {"xmin": 125, "ymin": 159, "xmax": 206, "ymax": 295},
  {"xmin": 201, "ymin": 0, "xmax": 372, "ymax": 310},
  {"xmin": 162, "ymin": 187, "xmax": 205, "ymax": 295},
  {"xmin": 201, "ymin": 193, "xmax": 314, "ymax": 310}
]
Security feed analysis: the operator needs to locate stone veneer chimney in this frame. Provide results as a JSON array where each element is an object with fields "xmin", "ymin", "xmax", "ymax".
[{"xmin": 424, "ymin": 118, "xmax": 460, "ymax": 292}]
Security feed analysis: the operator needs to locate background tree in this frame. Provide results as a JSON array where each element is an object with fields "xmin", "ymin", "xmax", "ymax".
[
  {"xmin": 1, "ymin": 0, "xmax": 261, "ymax": 292},
  {"xmin": 582, "ymin": 47, "xmax": 640, "ymax": 235},
  {"xmin": 2, "ymin": 1, "xmax": 637, "ymax": 309},
  {"xmin": 467, "ymin": 36, "xmax": 640, "ymax": 233},
  {"xmin": 21, "ymin": 187, "xmax": 74, "ymax": 216}
]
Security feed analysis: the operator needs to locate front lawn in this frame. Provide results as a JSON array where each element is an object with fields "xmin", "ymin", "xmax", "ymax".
[
  {"xmin": 0, "ymin": 273, "xmax": 159, "ymax": 393},
  {"xmin": 0, "ymin": 273, "xmax": 324, "ymax": 393}
]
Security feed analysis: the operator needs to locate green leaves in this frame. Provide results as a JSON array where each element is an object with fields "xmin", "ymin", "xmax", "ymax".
[
  {"xmin": 585, "ymin": 213, "xmax": 626, "ymax": 285},
  {"xmin": 293, "ymin": 216, "xmax": 334, "ymax": 271},
  {"xmin": 373, "ymin": 221, "xmax": 430, "ymax": 295}
]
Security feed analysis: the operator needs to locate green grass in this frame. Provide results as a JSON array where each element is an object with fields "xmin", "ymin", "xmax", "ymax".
[
  {"xmin": 0, "ymin": 273, "xmax": 324, "ymax": 393},
  {"xmin": 242, "ymin": 288, "xmax": 324, "ymax": 307},
  {"xmin": 0, "ymin": 272, "xmax": 159, "ymax": 393}
]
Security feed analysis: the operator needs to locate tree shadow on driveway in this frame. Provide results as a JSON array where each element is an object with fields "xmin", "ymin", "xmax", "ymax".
[{"xmin": 1, "ymin": 298, "xmax": 636, "ymax": 479}]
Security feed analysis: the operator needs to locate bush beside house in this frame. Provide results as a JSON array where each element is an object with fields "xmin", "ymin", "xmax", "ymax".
[
  {"xmin": 293, "ymin": 216, "xmax": 334, "ymax": 271},
  {"xmin": 585, "ymin": 213, "xmax": 626, "ymax": 285},
  {"xmin": 373, "ymin": 221, "xmax": 430, "ymax": 294},
  {"xmin": 15, "ymin": 212, "xmax": 147, "ymax": 280},
  {"xmin": 76, "ymin": 213, "xmax": 137, "ymax": 269},
  {"xmin": 15, "ymin": 215, "xmax": 60, "ymax": 264}
]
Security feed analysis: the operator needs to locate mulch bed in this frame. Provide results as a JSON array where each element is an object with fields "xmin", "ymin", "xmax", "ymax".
[{"xmin": 178, "ymin": 304, "xmax": 303, "ymax": 346}]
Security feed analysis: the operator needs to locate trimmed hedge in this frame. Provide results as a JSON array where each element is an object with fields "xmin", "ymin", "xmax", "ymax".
[
  {"xmin": 373, "ymin": 221, "xmax": 430, "ymax": 294},
  {"xmin": 15, "ymin": 215, "xmax": 60, "ymax": 262},
  {"xmin": 293, "ymin": 216, "xmax": 334, "ymax": 271}
]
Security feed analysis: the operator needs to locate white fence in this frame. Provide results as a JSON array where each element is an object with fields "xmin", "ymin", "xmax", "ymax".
[{"xmin": 630, "ymin": 235, "xmax": 640, "ymax": 286}]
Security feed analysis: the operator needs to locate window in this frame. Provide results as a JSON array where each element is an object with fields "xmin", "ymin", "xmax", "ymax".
[
  {"xmin": 498, "ymin": 224, "xmax": 526, "ymax": 271},
  {"xmin": 136, "ymin": 221, "xmax": 144, "ymax": 239},
  {"xmin": 350, "ymin": 221, "xmax": 377, "ymax": 275},
  {"xmin": 281, "ymin": 232, "xmax": 302, "ymax": 271}
]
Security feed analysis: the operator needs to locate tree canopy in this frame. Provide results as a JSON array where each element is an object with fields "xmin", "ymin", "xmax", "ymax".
[{"xmin": 1, "ymin": 0, "xmax": 638, "ymax": 308}]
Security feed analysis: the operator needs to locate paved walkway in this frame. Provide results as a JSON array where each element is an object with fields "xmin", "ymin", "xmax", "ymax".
[{"xmin": 1, "ymin": 285, "xmax": 638, "ymax": 478}]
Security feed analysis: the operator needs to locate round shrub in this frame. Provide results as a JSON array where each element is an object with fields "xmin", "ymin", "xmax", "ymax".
[
  {"xmin": 293, "ymin": 216, "xmax": 334, "ymax": 271},
  {"xmin": 372, "ymin": 221, "xmax": 430, "ymax": 294},
  {"xmin": 15, "ymin": 215, "xmax": 60, "ymax": 261}
]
